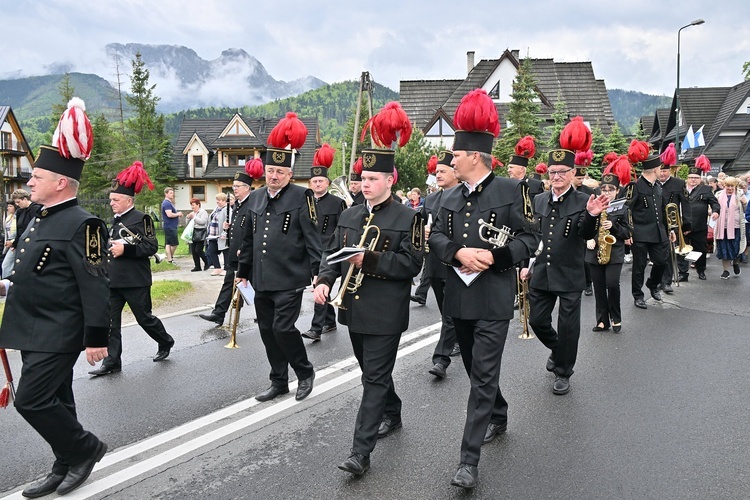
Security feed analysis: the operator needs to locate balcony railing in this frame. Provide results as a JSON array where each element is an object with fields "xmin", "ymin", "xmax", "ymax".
[{"xmin": 0, "ymin": 139, "xmax": 29, "ymax": 154}]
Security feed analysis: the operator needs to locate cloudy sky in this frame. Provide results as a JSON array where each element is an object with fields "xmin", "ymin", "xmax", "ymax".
[{"xmin": 3, "ymin": 0, "xmax": 749, "ymax": 97}]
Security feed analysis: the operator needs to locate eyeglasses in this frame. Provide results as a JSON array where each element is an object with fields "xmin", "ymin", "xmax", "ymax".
[{"xmin": 548, "ymin": 169, "xmax": 573, "ymax": 178}]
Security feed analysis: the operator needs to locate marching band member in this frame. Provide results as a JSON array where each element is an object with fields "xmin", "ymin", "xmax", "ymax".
[
  {"xmin": 657, "ymin": 143, "xmax": 692, "ymax": 289},
  {"xmin": 684, "ymin": 158, "xmax": 720, "ymax": 280},
  {"xmin": 506, "ymin": 135, "xmax": 543, "ymax": 199},
  {"xmin": 429, "ymin": 90, "xmax": 537, "ymax": 489},
  {"xmin": 314, "ymin": 102, "xmax": 423, "ymax": 477}
]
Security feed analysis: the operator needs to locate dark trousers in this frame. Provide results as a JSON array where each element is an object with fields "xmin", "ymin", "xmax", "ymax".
[
  {"xmin": 255, "ymin": 288, "xmax": 314, "ymax": 388},
  {"xmin": 528, "ymin": 288, "xmax": 582, "ymax": 378},
  {"xmin": 349, "ymin": 331, "xmax": 402, "ymax": 457},
  {"xmin": 16, "ymin": 351, "xmax": 101, "ymax": 473},
  {"xmin": 190, "ymin": 240, "xmax": 208, "ymax": 270},
  {"xmin": 205, "ymin": 239, "xmax": 222, "ymax": 269},
  {"xmin": 104, "ymin": 287, "xmax": 174, "ymax": 368},
  {"xmin": 683, "ymin": 229, "xmax": 708, "ymax": 273},
  {"xmin": 430, "ymin": 278, "xmax": 456, "ymax": 367},
  {"xmin": 453, "ymin": 318, "xmax": 509, "ymax": 466},
  {"xmin": 211, "ymin": 269, "xmax": 236, "ymax": 319},
  {"xmin": 584, "ymin": 262, "xmax": 592, "ymax": 287},
  {"xmin": 310, "ymin": 302, "xmax": 336, "ymax": 333},
  {"xmin": 660, "ymin": 245, "xmax": 684, "ymax": 285},
  {"xmin": 590, "ymin": 263, "xmax": 623, "ymax": 327},
  {"xmin": 413, "ymin": 261, "xmax": 430, "ymax": 299},
  {"xmin": 631, "ymin": 241, "xmax": 669, "ymax": 300}
]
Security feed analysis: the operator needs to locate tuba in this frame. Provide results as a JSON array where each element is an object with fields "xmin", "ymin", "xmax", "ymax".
[
  {"xmin": 329, "ymin": 213, "xmax": 380, "ymax": 310},
  {"xmin": 329, "ymin": 175, "xmax": 355, "ymax": 207},
  {"xmin": 596, "ymin": 211, "xmax": 617, "ymax": 265}
]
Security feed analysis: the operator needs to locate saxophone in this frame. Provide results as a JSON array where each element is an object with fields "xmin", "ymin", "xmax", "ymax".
[{"xmin": 596, "ymin": 211, "xmax": 617, "ymax": 265}]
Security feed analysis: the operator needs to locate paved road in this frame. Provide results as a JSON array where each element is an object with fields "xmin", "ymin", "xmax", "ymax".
[{"xmin": 1, "ymin": 258, "xmax": 749, "ymax": 499}]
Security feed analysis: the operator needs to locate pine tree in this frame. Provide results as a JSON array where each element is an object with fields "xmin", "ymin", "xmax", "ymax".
[
  {"xmin": 604, "ymin": 122, "xmax": 629, "ymax": 155},
  {"xmin": 80, "ymin": 113, "xmax": 120, "ymax": 196},
  {"xmin": 42, "ymin": 73, "xmax": 76, "ymax": 145},
  {"xmin": 546, "ymin": 94, "xmax": 568, "ymax": 152},
  {"xmin": 589, "ymin": 125, "xmax": 607, "ymax": 180},
  {"xmin": 394, "ymin": 128, "xmax": 430, "ymax": 193}
]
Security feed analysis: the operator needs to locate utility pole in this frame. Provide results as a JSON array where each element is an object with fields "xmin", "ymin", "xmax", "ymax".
[{"xmin": 349, "ymin": 71, "xmax": 374, "ymax": 169}]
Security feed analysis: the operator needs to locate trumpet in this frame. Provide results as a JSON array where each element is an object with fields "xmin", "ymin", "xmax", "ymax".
[
  {"xmin": 477, "ymin": 219, "xmax": 515, "ymax": 248},
  {"xmin": 118, "ymin": 223, "xmax": 142, "ymax": 245},
  {"xmin": 329, "ymin": 213, "xmax": 380, "ymax": 310},
  {"xmin": 330, "ymin": 175, "xmax": 355, "ymax": 207},
  {"xmin": 224, "ymin": 277, "xmax": 241, "ymax": 349},
  {"xmin": 516, "ymin": 269, "xmax": 534, "ymax": 339}
]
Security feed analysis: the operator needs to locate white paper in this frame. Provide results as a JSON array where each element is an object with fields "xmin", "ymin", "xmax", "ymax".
[
  {"xmin": 606, "ymin": 198, "xmax": 627, "ymax": 213},
  {"xmin": 708, "ymin": 218, "xmax": 717, "ymax": 229},
  {"xmin": 327, "ymin": 246, "xmax": 365, "ymax": 265},
  {"xmin": 453, "ymin": 266, "xmax": 482, "ymax": 286},
  {"xmin": 237, "ymin": 281, "xmax": 255, "ymax": 305},
  {"xmin": 684, "ymin": 251, "xmax": 703, "ymax": 262}
]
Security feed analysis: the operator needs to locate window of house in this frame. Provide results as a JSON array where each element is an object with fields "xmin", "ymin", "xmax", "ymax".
[
  {"xmin": 488, "ymin": 81, "xmax": 500, "ymax": 99},
  {"xmin": 192, "ymin": 155, "xmax": 203, "ymax": 177},
  {"xmin": 191, "ymin": 185, "xmax": 205, "ymax": 201},
  {"xmin": 226, "ymin": 122, "xmax": 248, "ymax": 135},
  {"xmin": 228, "ymin": 154, "xmax": 247, "ymax": 167},
  {"xmin": 0, "ymin": 132, "xmax": 11, "ymax": 150}
]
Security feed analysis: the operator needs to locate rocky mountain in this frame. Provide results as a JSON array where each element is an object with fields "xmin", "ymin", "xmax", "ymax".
[{"xmin": 105, "ymin": 43, "xmax": 327, "ymax": 112}]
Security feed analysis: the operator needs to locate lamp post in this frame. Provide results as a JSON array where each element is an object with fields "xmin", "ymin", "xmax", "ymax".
[{"xmin": 676, "ymin": 18, "xmax": 705, "ymax": 159}]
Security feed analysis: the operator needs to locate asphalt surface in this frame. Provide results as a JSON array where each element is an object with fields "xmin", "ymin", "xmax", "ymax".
[{"xmin": 1, "ymin": 256, "xmax": 749, "ymax": 499}]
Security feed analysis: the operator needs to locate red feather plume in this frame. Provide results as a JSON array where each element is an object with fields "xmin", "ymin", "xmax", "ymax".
[
  {"xmin": 267, "ymin": 112, "xmax": 308, "ymax": 150},
  {"xmin": 427, "ymin": 155, "xmax": 438, "ymax": 175},
  {"xmin": 535, "ymin": 163, "xmax": 548, "ymax": 174},
  {"xmin": 53, "ymin": 97, "xmax": 93, "ymax": 160},
  {"xmin": 602, "ymin": 152, "xmax": 618, "ymax": 166},
  {"xmin": 0, "ymin": 384, "xmax": 8, "ymax": 408},
  {"xmin": 392, "ymin": 167, "xmax": 399, "ymax": 184},
  {"xmin": 360, "ymin": 101, "xmax": 413, "ymax": 148},
  {"xmin": 627, "ymin": 140, "xmax": 651, "ymax": 164},
  {"xmin": 559, "ymin": 116, "xmax": 592, "ymax": 152},
  {"xmin": 313, "ymin": 143, "xmax": 335, "ymax": 168},
  {"xmin": 245, "ymin": 157, "xmax": 264, "ymax": 179},
  {"xmin": 575, "ymin": 150, "xmax": 593, "ymax": 167},
  {"xmin": 515, "ymin": 135, "xmax": 536, "ymax": 159},
  {"xmin": 604, "ymin": 155, "xmax": 633, "ymax": 187},
  {"xmin": 352, "ymin": 157, "xmax": 363, "ymax": 175},
  {"xmin": 116, "ymin": 161, "xmax": 154, "ymax": 194},
  {"xmin": 491, "ymin": 156, "xmax": 504, "ymax": 169},
  {"xmin": 660, "ymin": 143, "xmax": 677, "ymax": 167},
  {"xmin": 453, "ymin": 89, "xmax": 500, "ymax": 137},
  {"xmin": 695, "ymin": 154, "xmax": 711, "ymax": 173}
]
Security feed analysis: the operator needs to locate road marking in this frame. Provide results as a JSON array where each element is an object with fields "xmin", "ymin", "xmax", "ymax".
[{"xmin": 1, "ymin": 322, "xmax": 441, "ymax": 500}]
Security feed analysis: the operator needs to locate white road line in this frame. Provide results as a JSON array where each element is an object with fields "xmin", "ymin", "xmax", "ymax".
[{"xmin": 1, "ymin": 322, "xmax": 441, "ymax": 500}]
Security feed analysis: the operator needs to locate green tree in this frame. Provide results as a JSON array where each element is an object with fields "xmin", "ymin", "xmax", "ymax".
[
  {"xmin": 493, "ymin": 57, "xmax": 542, "ymax": 171},
  {"xmin": 546, "ymin": 94, "xmax": 568, "ymax": 152},
  {"xmin": 743, "ymin": 60, "xmax": 750, "ymax": 81},
  {"xmin": 589, "ymin": 125, "xmax": 607, "ymax": 179},
  {"xmin": 42, "ymin": 73, "xmax": 75, "ymax": 145},
  {"xmin": 124, "ymin": 53, "xmax": 174, "ymax": 207},
  {"xmin": 604, "ymin": 122, "xmax": 629, "ymax": 155},
  {"xmin": 80, "ymin": 113, "xmax": 120, "ymax": 196},
  {"xmin": 394, "ymin": 129, "xmax": 431, "ymax": 193}
]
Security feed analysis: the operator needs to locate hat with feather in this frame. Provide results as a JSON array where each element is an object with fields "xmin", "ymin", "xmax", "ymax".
[
  {"xmin": 112, "ymin": 161, "xmax": 154, "ymax": 196},
  {"xmin": 508, "ymin": 135, "xmax": 536, "ymax": 168},
  {"xmin": 360, "ymin": 101, "xmax": 412, "ymax": 174},
  {"xmin": 235, "ymin": 157, "xmax": 264, "ymax": 186},
  {"xmin": 35, "ymin": 97, "xmax": 93, "ymax": 181},
  {"xmin": 350, "ymin": 157, "xmax": 363, "ymax": 182},
  {"xmin": 265, "ymin": 112, "xmax": 307, "ymax": 168},
  {"xmin": 627, "ymin": 140, "xmax": 661, "ymax": 171},
  {"xmin": 550, "ymin": 116, "xmax": 591, "ymax": 169},
  {"xmin": 310, "ymin": 143, "xmax": 335, "ymax": 179},
  {"xmin": 451, "ymin": 89, "xmax": 500, "ymax": 154}
]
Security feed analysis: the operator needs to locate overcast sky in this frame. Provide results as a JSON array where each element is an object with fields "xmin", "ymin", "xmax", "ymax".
[{"xmin": 3, "ymin": 0, "xmax": 749, "ymax": 97}]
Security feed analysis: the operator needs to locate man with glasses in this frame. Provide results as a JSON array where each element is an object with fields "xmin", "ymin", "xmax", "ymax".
[
  {"xmin": 684, "ymin": 167, "xmax": 720, "ymax": 280},
  {"xmin": 521, "ymin": 149, "xmax": 609, "ymax": 396},
  {"xmin": 199, "ymin": 172, "xmax": 254, "ymax": 325}
]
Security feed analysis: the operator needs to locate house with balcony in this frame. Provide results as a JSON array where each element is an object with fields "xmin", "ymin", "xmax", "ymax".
[
  {"xmin": 170, "ymin": 113, "xmax": 319, "ymax": 211},
  {"xmin": 400, "ymin": 49, "xmax": 615, "ymax": 151},
  {"xmin": 0, "ymin": 106, "xmax": 34, "ymax": 199}
]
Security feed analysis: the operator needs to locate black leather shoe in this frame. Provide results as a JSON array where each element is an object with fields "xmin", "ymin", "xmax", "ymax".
[
  {"xmin": 255, "ymin": 385, "xmax": 289, "ymax": 402},
  {"xmin": 296, "ymin": 372, "xmax": 315, "ymax": 401},
  {"xmin": 584, "ymin": 285, "xmax": 593, "ymax": 296},
  {"xmin": 613, "ymin": 323, "xmax": 622, "ymax": 333},
  {"xmin": 199, "ymin": 313, "xmax": 224, "ymax": 325},
  {"xmin": 22, "ymin": 472, "xmax": 66, "ymax": 498},
  {"xmin": 482, "ymin": 421, "xmax": 507, "ymax": 445},
  {"xmin": 301, "ymin": 330, "xmax": 322, "ymax": 341},
  {"xmin": 410, "ymin": 295, "xmax": 426, "ymax": 305},
  {"xmin": 546, "ymin": 356, "xmax": 555, "ymax": 372},
  {"xmin": 322, "ymin": 324, "xmax": 337, "ymax": 334},
  {"xmin": 678, "ymin": 274, "xmax": 689, "ymax": 282},
  {"xmin": 661, "ymin": 283, "xmax": 674, "ymax": 294},
  {"xmin": 449, "ymin": 343, "xmax": 461, "ymax": 357},
  {"xmin": 377, "ymin": 417, "xmax": 402, "ymax": 438},
  {"xmin": 634, "ymin": 298, "xmax": 647, "ymax": 309},
  {"xmin": 190, "ymin": 267, "xmax": 201, "ymax": 272},
  {"xmin": 698, "ymin": 271, "xmax": 706, "ymax": 280},
  {"xmin": 592, "ymin": 324, "xmax": 609, "ymax": 332},
  {"xmin": 552, "ymin": 375, "xmax": 570, "ymax": 395},
  {"xmin": 513, "ymin": 295, "xmax": 519, "ymax": 309},
  {"xmin": 153, "ymin": 341, "xmax": 174, "ymax": 362},
  {"xmin": 451, "ymin": 463, "xmax": 478, "ymax": 489},
  {"xmin": 88, "ymin": 365, "xmax": 121, "ymax": 376},
  {"xmin": 649, "ymin": 288, "xmax": 662, "ymax": 301},
  {"xmin": 56, "ymin": 441, "xmax": 107, "ymax": 495},
  {"xmin": 429, "ymin": 363, "xmax": 447, "ymax": 379},
  {"xmin": 338, "ymin": 452, "xmax": 370, "ymax": 476}
]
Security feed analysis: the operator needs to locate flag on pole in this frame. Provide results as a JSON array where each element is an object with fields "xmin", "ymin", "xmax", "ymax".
[
  {"xmin": 681, "ymin": 125, "xmax": 696, "ymax": 152},
  {"xmin": 694, "ymin": 125, "xmax": 705, "ymax": 147}
]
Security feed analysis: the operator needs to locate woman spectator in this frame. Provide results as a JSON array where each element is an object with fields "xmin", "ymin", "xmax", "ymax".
[
  {"xmin": 714, "ymin": 177, "xmax": 747, "ymax": 279},
  {"xmin": 186, "ymin": 198, "xmax": 209, "ymax": 272},
  {"xmin": 2, "ymin": 201, "xmax": 17, "ymax": 278},
  {"xmin": 407, "ymin": 188, "xmax": 424, "ymax": 209},
  {"xmin": 206, "ymin": 193, "xmax": 229, "ymax": 275},
  {"xmin": 584, "ymin": 174, "xmax": 630, "ymax": 333}
]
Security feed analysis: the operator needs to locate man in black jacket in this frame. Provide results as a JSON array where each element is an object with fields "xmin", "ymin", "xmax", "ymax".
[
  {"xmin": 683, "ymin": 167, "xmax": 720, "ymax": 280},
  {"xmin": 0, "ymin": 105, "xmax": 110, "ymax": 497},
  {"xmin": 236, "ymin": 131, "xmax": 321, "ymax": 403},
  {"xmin": 314, "ymin": 147, "xmax": 423, "ymax": 478},
  {"xmin": 522, "ymin": 150, "xmax": 608, "ymax": 396},
  {"xmin": 90, "ymin": 162, "xmax": 175, "ymax": 376}
]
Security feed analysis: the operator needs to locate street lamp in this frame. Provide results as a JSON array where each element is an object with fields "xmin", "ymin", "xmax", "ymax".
[{"xmin": 675, "ymin": 18, "xmax": 705, "ymax": 158}]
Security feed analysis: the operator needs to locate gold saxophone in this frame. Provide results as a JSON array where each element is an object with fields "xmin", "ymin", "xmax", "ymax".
[{"xmin": 596, "ymin": 211, "xmax": 617, "ymax": 265}]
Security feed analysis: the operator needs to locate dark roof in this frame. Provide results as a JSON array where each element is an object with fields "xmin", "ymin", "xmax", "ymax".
[
  {"xmin": 663, "ymin": 87, "xmax": 731, "ymax": 148},
  {"xmin": 172, "ymin": 116, "xmax": 319, "ymax": 180},
  {"xmin": 640, "ymin": 115, "xmax": 655, "ymax": 137},
  {"xmin": 0, "ymin": 106, "xmax": 9, "ymax": 125},
  {"xmin": 649, "ymin": 108, "xmax": 671, "ymax": 143},
  {"xmin": 400, "ymin": 49, "xmax": 614, "ymax": 137},
  {"xmin": 703, "ymin": 80, "xmax": 750, "ymax": 168}
]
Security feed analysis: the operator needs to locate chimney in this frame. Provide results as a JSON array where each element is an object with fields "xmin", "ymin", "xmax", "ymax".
[{"xmin": 467, "ymin": 51, "xmax": 475, "ymax": 75}]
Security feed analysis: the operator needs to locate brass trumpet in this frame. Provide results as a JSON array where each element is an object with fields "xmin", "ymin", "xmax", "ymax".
[
  {"xmin": 118, "ymin": 222, "xmax": 142, "ymax": 245},
  {"xmin": 224, "ymin": 277, "xmax": 241, "ymax": 349},
  {"xmin": 665, "ymin": 203, "xmax": 693, "ymax": 286},
  {"xmin": 516, "ymin": 269, "xmax": 534, "ymax": 339},
  {"xmin": 477, "ymin": 219, "xmax": 514, "ymax": 248},
  {"xmin": 329, "ymin": 213, "xmax": 380, "ymax": 310}
]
